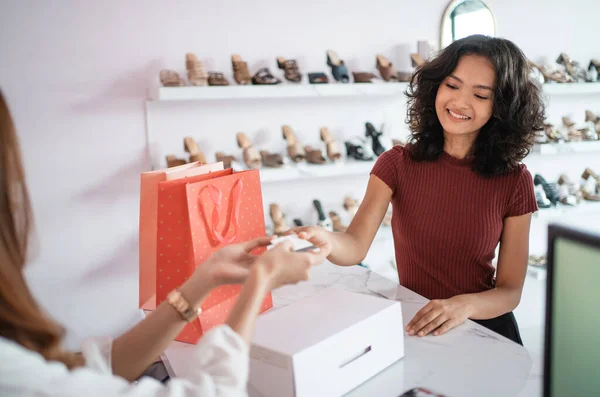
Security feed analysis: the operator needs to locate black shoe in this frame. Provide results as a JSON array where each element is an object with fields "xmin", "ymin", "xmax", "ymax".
[
  {"xmin": 534, "ymin": 174, "xmax": 560, "ymax": 205},
  {"xmin": 345, "ymin": 138, "xmax": 374, "ymax": 161},
  {"xmin": 365, "ymin": 122, "xmax": 386, "ymax": 156}
]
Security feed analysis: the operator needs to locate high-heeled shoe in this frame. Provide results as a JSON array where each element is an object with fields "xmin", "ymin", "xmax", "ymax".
[
  {"xmin": 557, "ymin": 174, "xmax": 583, "ymax": 204},
  {"xmin": 326, "ymin": 50, "xmax": 350, "ymax": 83},
  {"xmin": 410, "ymin": 53, "xmax": 426, "ymax": 68},
  {"xmin": 231, "ymin": 54, "xmax": 251, "ymax": 85},
  {"xmin": 376, "ymin": 54, "xmax": 398, "ymax": 82},
  {"xmin": 585, "ymin": 110, "xmax": 600, "ymax": 139},
  {"xmin": 589, "ymin": 60, "xmax": 600, "ymax": 81},
  {"xmin": 236, "ymin": 132, "xmax": 262, "ymax": 169},
  {"xmin": 345, "ymin": 137, "xmax": 374, "ymax": 161},
  {"xmin": 534, "ymin": 184, "xmax": 552, "ymax": 209},
  {"xmin": 184, "ymin": 137, "xmax": 207, "ymax": 163},
  {"xmin": 329, "ymin": 211, "xmax": 347, "ymax": 232},
  {"xmin": 185, "ymin": 53, "xmax": 208, "ymax": 86},
  {"xmin": 165, "ymin": 154, "xmax": 186, "ymax": 168},
  {"xmin": 304, "ymin": 145, "xmax": 327, "ymax": 164},
  {"xmin": 320, "ymin": 127, "xmax": 342, "ymax": 162},
  {"xmin": 534, "ymin": 174, "xmax": 560, "ymax": 205},
  {"xmin": 365, "ymin": 122, "xmax": 386, "ymax": 156},
  {"xmin": 543, "ymin": 123, "xmax": 564, "ymax": 143},
  {"xmin": 529, "ymin": 62, "xmax": 574, "ymax": 83},
  {"xmin": 282, "ymin": 125, "xmax": 306, "ymax": 163},
  {"xmin": 269, "ymin": 204, "xmax": 288, "ymax": 235},
  {"xmin": 215, "ymin": 152, "xmax": 235, "ymax": 169},
  {"xmin": 580, "ymin": 168, "xmax": 600, "ymax": 201}
]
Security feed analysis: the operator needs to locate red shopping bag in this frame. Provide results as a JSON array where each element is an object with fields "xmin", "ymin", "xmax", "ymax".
[{"xmin": 156, "ymin": 168, "xmax": 272, "ymax": 343}]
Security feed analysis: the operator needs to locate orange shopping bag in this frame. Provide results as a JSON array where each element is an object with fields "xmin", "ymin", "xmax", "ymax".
[
  {"xmin": 139, "ymin": 161, "xmax": 223, "ymax": 309},
  {"xmin": 156, "ymin": 168, "xmax": 272, "ymax": 343}
]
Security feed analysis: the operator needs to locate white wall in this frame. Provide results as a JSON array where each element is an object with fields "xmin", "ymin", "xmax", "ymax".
[{"xmin": 0, "ymin": 0, "xmax": 599, "ymax": 349}]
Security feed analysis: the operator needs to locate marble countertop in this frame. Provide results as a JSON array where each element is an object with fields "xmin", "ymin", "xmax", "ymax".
[{"xmin": 162, "ymin": 262, "xmax": 543, "ymax": 397}]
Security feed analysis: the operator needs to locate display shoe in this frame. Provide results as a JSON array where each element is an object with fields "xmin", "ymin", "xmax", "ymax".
[
  {"xmin": 345, "ymin": 137, "xmax": 375, "ymax": 161},
  {"xmin": 531, "ymin": 62, "xmax": 574, "ymax": 83},
  {"xmin": 534, "ymin": 184, "xmax": 552, "ymax": 209},
  {"xmin": 308, "ymin": 72, "xmax": 329, "ymax": 84},
  {"xmin": 160, "ymin": 69, "xmax": 185, "ymax": 87},
  {"xmin": 410, "ymin": 53, "xmax": 426, "ymax": 68},
  {"xmin": 304, "ymin": 145, "xmax": 327, "ymax": 164},
  {"xmin": 543, "ymin": 123, "xmax": 564, "ymax": 143},
  {"xmin": 165, "ymin": 154, "xmax": 186, "ymax": 168},
  {"xmin": 556, "ymin": 53, "xmax": 589, "ymax": 82},
  {"xmin": 293, "ymin": 218, "xmax": 304, "ymax": 227},
  {"xmin": 589, "ymin": 60, "xmax": 600, "ymax": 81},
  {"xmin": 352, "ymin": 72, "xmax": 379, "ymax": 83},
  {"xmin": 365, "ymin": 122, "xmax": 387, "ymax": 156},
  {"xmin": 183, "ymin": 137, "xmax": 207, "ymax": 163},
  {"xmin": 208, "ymin": 72, "xmax": 230, "ymax": 86},
  {"xmin": 215, "ymin": 152, "xmax": 235, "ymax": 169},
  {"xmin": 534, "ymin": 174, "xmax": 560, "ymax": 205},
  {"xmin": 320, "ymin": 127, "xmax": 342, "ymax": 161},
  {"xmin": 585, "ymin": 110, "xmax": 600, "ymax": 139},
  {"xmin": 282, "ymin": 125, "xmax": 306, "ymax": 163},
  {"xmin": 269, "ymin": 203, "xmax": 288, "ymax": 235},
  {"xmin": 376, "ymin": 54, "xmax": 398, "ymax": 82},
  {"xmin": 582, "ymin": 167, "xmax": 600, "ymax": 185},
  {"xmin": 185, "ymin": 53, "xmax": 208, "ymax": 86},
  {"xmin": 329, "ymin": 211, "xmax": 348, "ymax": 232},
  {"xmin": 580, "ymin": 168, "xmax": 600, "ymax": 201},
  {"xmin": 260, "ymin": 150, "xmax": 284, "ymax": 168},
  {"xmin": 326, "ymin": 50, "xmax": 350, "ymax": 83},
  {"xmin": 252, "ymin": 67, "xmax": 281, "ymax": 85},
  {"xmin": 236, "ymin": 132, "xmax": 262, "ymax": 169},
  {"xmin": 277, "ymin": 57, "xmax": 302, "ymax": 82},
  {"xmin": 557, "ymin": 174, "xmax": 583, "ymax": 203},
  {"xmin": 343, "ymin": 196, "xmax": 360, "ymax": 219},
  {"xmin": 231, "ymin": 54, "xmax": 252, "ymax": 85}
]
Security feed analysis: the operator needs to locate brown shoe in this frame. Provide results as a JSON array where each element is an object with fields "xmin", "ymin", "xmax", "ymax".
[
  {"xmin": 232, "ymin": 54, "xmax": 251, "ymax": 85},
  {"xmin": 236, "ymin": 132, "xmax": 262, "ymax": 169},
  {"xmin": 184, "ymin": 137, "xmax": 207, "ymax": 163},
  {"xmin": 269, "ymin": 204, "xmax": 288, "ymax": 235},
  {"xmin": 410, "ymin": 53, "xmax": 426, "ymax": 68},
  {"xmin": 282, "ymin": 125, "xmax": 306, "ymax": 163},
  {"xmin": 376, "ymin": 55, "xmax": 398, "ymax": 82},
  {"xmin": 320, "ymin": 127, "xmax": 341, "ymax": 161},
  {"xmin": 185, "ymin": 53, "xmax": 208, "ymax": 86},
  {"xmin": 304, "ymin": 145, "xmax": 327, "ymax": 164},
  {"xmin": 352, "ymin": 72, "xmax": 378, "ymax": 83},
  {"xmin": 215, "ymin": 152, "xmax": 235, "ymax": 169},
  {"xmin": 329, "ymin": 211, "xmax": 347, "ymax": 232},
  {"xmin": 160, "ymin": 70, "xmax": 185, "ymax": 87},
  {"xmin": 343, "ymin": 196, "xmax": 359, "ymax": 219},
  {"xmin": 260, "ymin": 150, "xmax": 284, "ymax": 168},
  {"xmin": 165, "ymin": 155, "xmax": 186, "ymax": 168},
  {"xmin": 208, "ymin": 72, "xmax": 230, "ymax": 86}
]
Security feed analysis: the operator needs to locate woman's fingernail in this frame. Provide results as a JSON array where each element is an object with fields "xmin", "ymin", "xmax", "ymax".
[{"xmin": 418, "ymin": 332, "xmax": 424, "ymax": 337}]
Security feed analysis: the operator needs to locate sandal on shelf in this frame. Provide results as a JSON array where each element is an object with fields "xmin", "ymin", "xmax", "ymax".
[
  {"xmin": 543, "ymin": 123, "xmax": 564, "ymax": 143},
  {"xmin": 185, "ymin": 53, "xmax": 208, "ymax": 86},
  {"xmin": 166, "ymin": 155, "xmax": 186, "ymax": 168},
  {"xmin": 589, "ymin": 60, "xmax": 600, "ymax": 81},
  {"xmin": 160, "ymin": 69, "xmax": 185, "ymax": 87},
  {"xmin": 365, "ymin": 122, "xmax": 387, "ymax": 156},
  {"xmin": 293, "ymin": 219, "xmax": 303, "ymax": 227},
  {"xmin": 396, "ymin": 71, "xmax": 413, "ymax": 82},
  {"xmin": 585, "ymin": 110, "xmax": 600, "ymax": 138},
  {"xmin": 326, "ymin": 50, "xmax": 350, "ymax": 83},
  {"xmin": 304, "ymin": 145, "xmax": 327, "ymax": 164},
  {"xmin": 282, "ymin": 125, "xmax": 306, "ymax": 163},
  {"xmin": 260, "ymin": 150, "xmax": 284, "ymax": 168},
  {"xmin": 308, "ymin": 72, "xmax": 329, "ymax": 84},
  {"xmin": 534, "ymin": 185, "xmax": 552, "ymax": 209},
  {"xmin": 343, "ymin": 196, "xmax": 359, "ymax": 219},
  {"xmin": 208, "ymin": 72, "xmax": 230, "ymax": 86},
  {"xmin": 215, "ymin": 152, "xmax": 235, "ymax": 169},
  {"xmin": 269, "ymin": 203, "xmax": 288, "ymax": 235},
  {"xmin": 376, "ymin": 54, "xmax": 398, "ymax": 82},
  {"xmin": 236, "ymin": 132, "xmax": 262, "ymax": 169},
  {"xmin": 320, "ymin": 127, "xmax": 342, "ymax": 161},
  {"xmin": 184, "ymin": 137, "xmax": 207, "ymax": 163},
  {"xmin": 411, "ymin": 53, "xmax": 426, "ymax": 68},
  {"xmin": 277, "ymin": 57, "xmax": 302, "ymax": 82},
  {"xmin": 345, "ymin": 137, "xmax": 374, "ymax": 161},
  {"xmin": 534, "ymin": 174, "xmax": 560, "ymax": 205},
  {"xmin": 580, "ymin": 168, "xmax": 600, "ymax": 201},
  {"xmin": 231, "ymin": 54, "xmax": 252, "ymax": 85},
  {"xmin": 329, "ymin": 211, "xmax": 347, "ymax": 232},
  {"xmin": 352, "ymin": 72, "xmax": 378, "ymax": 83},
  {"xmin": 252, "ymin": 68, "xmax": 281, "ymax": 85},
  {"xmin": 557, "ymin": 174, "xmax": 582, "ymax": 204}
]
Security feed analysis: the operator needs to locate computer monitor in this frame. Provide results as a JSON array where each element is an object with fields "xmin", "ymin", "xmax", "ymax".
[{"xmin": 544, "ymin": 224, "xmax": 600, "ymax": 397}]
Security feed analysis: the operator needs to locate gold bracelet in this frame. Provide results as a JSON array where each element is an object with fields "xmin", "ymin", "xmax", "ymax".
[{"xmin": 167, "ymin": 289, "xmax": 201, "ymax": 322}]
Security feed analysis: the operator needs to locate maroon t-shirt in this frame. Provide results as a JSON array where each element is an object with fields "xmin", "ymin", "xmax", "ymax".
[{"xmin": 370, "ymin": 145, "xmax": 538, "ymax": 300}]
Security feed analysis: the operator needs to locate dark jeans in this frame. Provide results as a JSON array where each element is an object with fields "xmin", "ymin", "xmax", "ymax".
[{"xmin": 472, "ymin": 311, "xmax": 523, "ymax": 345}]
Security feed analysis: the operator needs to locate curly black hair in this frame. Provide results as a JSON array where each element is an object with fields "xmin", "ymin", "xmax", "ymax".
[{"xmin": 405, "ymin": 34, "xmax": 546, "ymax": 177}]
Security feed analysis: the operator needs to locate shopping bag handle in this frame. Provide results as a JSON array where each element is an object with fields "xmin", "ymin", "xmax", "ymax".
[{"xmin": 198, "ymin": 178, "xmax": 243, "ymax": 245}]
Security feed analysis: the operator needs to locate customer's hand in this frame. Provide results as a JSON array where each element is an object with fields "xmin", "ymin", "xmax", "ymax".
[
  {"xmin": 255, "ymin": 239, "xmax": 328, "ymax": 289},
  {"xmin": 191, "ymin": 236, "xmax": 273, "ymax": 288},
  {"xmin": 286, "ymin": 226, "xmax": 333, "ymax": 258},
  {"xmin": 406, "ymin": 295, "xmax": 474, "ymax": 337}
]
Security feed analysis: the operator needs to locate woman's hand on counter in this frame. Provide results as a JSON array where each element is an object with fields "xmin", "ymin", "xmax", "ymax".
[{"xmin": 405, "ymin": 295, "xmax": 474, "ymax": 337}]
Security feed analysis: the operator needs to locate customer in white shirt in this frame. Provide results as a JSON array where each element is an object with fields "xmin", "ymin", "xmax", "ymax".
[{"xmin": 0, "ymin": 89, "xmax": 330, "ymax": 396}]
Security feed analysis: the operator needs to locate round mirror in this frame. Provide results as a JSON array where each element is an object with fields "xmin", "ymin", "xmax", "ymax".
[{"xmin": 440, "ymin": 0, "xmax": 495, "ymax": 49}]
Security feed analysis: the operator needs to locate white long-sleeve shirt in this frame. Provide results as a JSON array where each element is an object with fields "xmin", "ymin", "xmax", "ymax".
[{"xmin": 0, "ymin": 325, "xmax": 249, "ymax": 397}]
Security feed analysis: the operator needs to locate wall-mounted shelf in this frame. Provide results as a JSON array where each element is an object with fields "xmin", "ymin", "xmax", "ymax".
[
  {"xmin": 532, "ymin": 141, "xmax": 600, "ymax": 155},
  {"xmin": 150, "ymin": 83, "xmax": 408, "ymax": 101},
  {"xmin": 541, "ymin": 83, "xmax": 600, "ymax": 96},
  {"xmin": 534, "ymin": 200, "xmax": 600, "ymax": 220},
  {"xmin": 256, "ymin": 158, "xmax": 376, "ymax": 183}
]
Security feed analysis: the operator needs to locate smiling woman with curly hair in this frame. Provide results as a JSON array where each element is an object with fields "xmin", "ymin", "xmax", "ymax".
[{"xmin": 290, "ymin": 34, "xmax": 545, "ymax": 346}]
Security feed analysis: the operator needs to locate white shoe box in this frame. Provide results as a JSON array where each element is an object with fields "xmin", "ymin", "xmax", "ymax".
[{"xmin": 248, "ymin": 287, "xmax": 405, "ymax": 397}]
